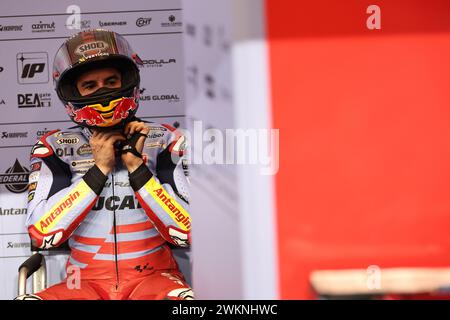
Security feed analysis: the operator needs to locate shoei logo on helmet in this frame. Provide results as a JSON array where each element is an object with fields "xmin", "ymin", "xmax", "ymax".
[{"xmin": 75, "ymin": 41, "xmax": 109, "ymax": 58}]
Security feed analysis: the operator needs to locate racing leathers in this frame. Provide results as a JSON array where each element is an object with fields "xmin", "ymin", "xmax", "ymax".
[{"xmin": 25, "ymin": 123, "xmax": 192, "ymax": 300}]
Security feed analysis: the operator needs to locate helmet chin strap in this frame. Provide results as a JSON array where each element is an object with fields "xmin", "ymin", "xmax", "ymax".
[{"xmin": 85, "ymin": 116, "xmax": 139, "ymax": 133}]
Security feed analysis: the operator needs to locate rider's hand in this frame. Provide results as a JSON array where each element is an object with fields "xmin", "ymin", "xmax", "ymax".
[
  {"xmin": 121, "ymin": 121, "xmax": 149, "ymax": 173},
  {"xmin": 90, "ymin": 130, "xmax": 126, "ymax": 175}
]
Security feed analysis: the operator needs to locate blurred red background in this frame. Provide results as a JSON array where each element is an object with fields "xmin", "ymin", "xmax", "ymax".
[{"xmin": 266, "ymin": 0, "xmax": 450, "ymax": 299}]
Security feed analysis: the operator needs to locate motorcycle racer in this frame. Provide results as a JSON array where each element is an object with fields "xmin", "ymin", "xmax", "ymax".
[{"xmin": 20, "ymin": 29, "xmax": 192, "ymax": 300}]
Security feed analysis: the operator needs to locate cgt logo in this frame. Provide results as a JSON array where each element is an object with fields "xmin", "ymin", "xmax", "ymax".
[
  {"xmin": 136, "ymin": 17, "xmax": 152, "ymax": 27},
  {"xmin": 17, "ymin": 52, "xmax": 49, "ymax": 84}
]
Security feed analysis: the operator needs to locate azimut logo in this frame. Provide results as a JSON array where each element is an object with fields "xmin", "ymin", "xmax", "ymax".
[
  {"xmin": 31, "ymin": 21, "xmax": 55, "ymax": 33},
  {"xmin": 36, "ymin": 128, "xmax": 52, "ymax": 138},
  {"xmin": 0, "ymin": 159, "xmax": 29, "ymax": 193}
]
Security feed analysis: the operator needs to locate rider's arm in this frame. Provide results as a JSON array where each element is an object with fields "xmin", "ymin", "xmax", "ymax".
[
  {"xmin": 26, "ymin": 132, "xmax": 107, "ymax": 249},
  {"xmin": 130, "ymin": 130, "xmax": 191, "ymax": 247}
]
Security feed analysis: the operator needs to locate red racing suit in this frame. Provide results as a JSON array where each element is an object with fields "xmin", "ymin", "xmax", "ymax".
[{"xmin": 25, "ymin": 123, "xmax": 192, "ymax": 300}]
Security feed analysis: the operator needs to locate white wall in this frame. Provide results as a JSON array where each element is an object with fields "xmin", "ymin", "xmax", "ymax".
[{"xmin": 183, "ymin": 0, "xmax": 278, "ymax": 299}]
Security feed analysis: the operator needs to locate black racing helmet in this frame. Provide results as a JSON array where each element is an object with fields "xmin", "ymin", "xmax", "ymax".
[{"xmin": 53, "ymin": 29, "xmax": 143, "ymax": 128}]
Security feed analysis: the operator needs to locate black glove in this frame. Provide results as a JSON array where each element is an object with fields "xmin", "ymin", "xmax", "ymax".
[{"xmin": 119, "ymin": 132, "xmax": 147, "ymax": 158}]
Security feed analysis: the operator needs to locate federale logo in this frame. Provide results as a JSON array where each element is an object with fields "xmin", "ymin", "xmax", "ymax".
[{"xmin": 0, "ymin": 159, "xmax": 29, "ymax": 193}]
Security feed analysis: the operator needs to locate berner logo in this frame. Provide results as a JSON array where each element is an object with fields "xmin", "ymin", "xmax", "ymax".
[
  {"xmin": 0, "ymin": 159, "xmax": 29, "ymax": 193},
  {"xmin": 136, "ymin": 17, "xmax": 152, "ymax": 27},
  {"xmin": 18, "ymin": 93, "xmax": 51, "ymax": 108},
  {"xmin": 32, "ymin": 21, "xmax": 56, "ymax": 33},
  {"xmin": 0, "ymin": 24, "xmax": 23, "ymax": 32},
  {"xmin": 99, "ymin": 20, "xmax": 126, "ymax": 27}
]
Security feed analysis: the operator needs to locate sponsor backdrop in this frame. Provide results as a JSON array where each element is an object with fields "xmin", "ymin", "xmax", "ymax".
[{"xmin": 0, "ymin": 0, "xmax": 185, "ymax": 299}]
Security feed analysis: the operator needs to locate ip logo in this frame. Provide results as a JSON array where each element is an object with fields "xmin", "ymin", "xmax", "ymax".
[{"xmin": 16, "ymin": 52, "xmax": 49, "ymax": 84}]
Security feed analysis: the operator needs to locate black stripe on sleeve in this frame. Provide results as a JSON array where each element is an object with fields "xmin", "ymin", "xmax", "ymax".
[
  {"xmin": 129, "ymin": 162, "xmax": 153, "ymax": 191},
  {"xmin": 82, "ymin": 165, "xmax": 108, "ymax": 195}
]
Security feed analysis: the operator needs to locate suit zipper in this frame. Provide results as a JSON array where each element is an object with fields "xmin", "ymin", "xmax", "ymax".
[{"xmin": 111, "ymin": 172, "xmax": 120, "ymax": 290}]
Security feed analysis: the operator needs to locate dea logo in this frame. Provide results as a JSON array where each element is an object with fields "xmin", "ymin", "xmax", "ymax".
[{"xmin": 0, "ymin": 159, "xmax": 29, "ymax": 193}]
